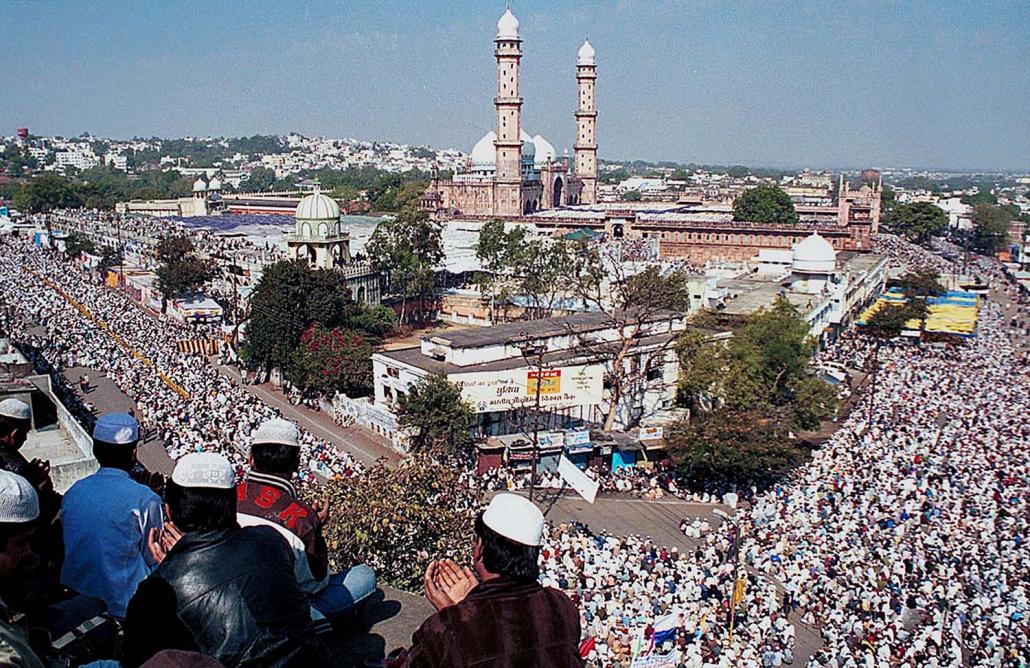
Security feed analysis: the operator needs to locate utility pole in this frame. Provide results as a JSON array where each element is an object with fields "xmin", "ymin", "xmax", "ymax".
[{"xmin": 518, "ymin": 332, "xmax": 547, "ymax": 503}]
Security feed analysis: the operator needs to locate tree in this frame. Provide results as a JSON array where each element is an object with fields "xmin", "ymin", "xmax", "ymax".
[
  {"xmin": 347, "ymin": 305, "xmax": 397, "ymax": 339},
  {"xmin": 154, "ymin": 235, "xmax": 217, "ymax": 311},
  {"xmin": 239, "ymin": 167, "xmax": 277, "ymax": 193},
  {"xmin": 97, "ymin": 245, "xmax": 123, "ymax": 276},
  {"xmin": 319, "ymin": 455, "xmax": 479, "ymax": 591},
  {"xmin": 565, "ymin": 245, "xmax": 694, "ymax": 431},
  {"xmin": 62, "ymin": 232, "xmax": 95, "ymax": 260},
  {"xmin": 622, "ymin": 190, "xmax": 642, "ymax": 202},
  {"xmin": 245, "ymin": 260, "xmax": 352, "ymax": 377},
  {"xmin": 960, "ymin": 191, "xmax": 996, "ymax": 206},
  {"xmin": 863, "ymin": 303, "xmax": 918, "ymax": 339},
  {"xmin": 732, "ymin": 185, "xmax": 798, "ymax": 225},
  {"xmin": 971, "ymin": 204, "xmax": 1012, "ymax": 254},
  {"xmin": 13, "ymin": 173, "xmax": 81, "ymax": 213},
  {"xmin": 305, "ymin": 269, "xmax": 360, "ymax": 330},
  {"xmin": 397, "ymin": 374, "xmax": 475, "ymax": 456},
  {"xmin": 365, "ymin": 208, "xmax": 443, "ymax": 325},
  {"xmin": 286, "ymin": 325, "xmax": 373, "ymax": 398},
  {"xmin": 883, "ymin": 202, "xmax": 947, "ymax": 244},
  {"xmin": 476, "ymin": 219, "xmax": 528, "ymax": 322},
  {"xmin": 667, "ymin": 408, "xmax": 805, "ymax": 484}
]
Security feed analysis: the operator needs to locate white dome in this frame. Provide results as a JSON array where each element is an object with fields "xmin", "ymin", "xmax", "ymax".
[
  {"xmin": 192, "ymin": 178, "xmax": 207, "ymax": 192},
  {"xmin": 577, "ymin": 39, "xmax": 596, "ymax": 66},
  {"xmin": 471, "ymin": 131, "xmax": 497, "ymax": 170},
  {"xmin": 532, "ymin": 134, "xmax": 556, "ymax": 165},
  {"xmin": 496, "ymin": 8, "xmax": 519, "ymax": 39},
  {"xmin": 295, "ymin": 189, "xmax": 341, "ymax": 222},
  {"xmin": 207, "ymin": 177, "xmax": 222, "ymax": 190},
  {"xmin": 792, "ymin": 233, "xmax": 836, "ymax": 273}
]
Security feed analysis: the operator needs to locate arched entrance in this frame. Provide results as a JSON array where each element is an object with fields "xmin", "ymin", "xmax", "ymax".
[
  {"xmin": 553, "ymin": 178, "xmax": 564, "ymax": 206},
  {"xmin": 357, "ymin": 285, "xmax": 367, "ymax": 303}
]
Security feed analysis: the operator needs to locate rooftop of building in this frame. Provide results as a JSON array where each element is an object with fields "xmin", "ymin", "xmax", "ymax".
[
  {"xmin": 380, "ymin": 330, "xmax": 681, "ymax": 375},
  {"xmin": 425, "ymin": 309, "xmax": 683, "ymax": 349}
]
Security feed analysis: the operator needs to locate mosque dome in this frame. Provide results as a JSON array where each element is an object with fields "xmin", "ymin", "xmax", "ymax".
[
  {"xmin": 496, "ymin": 8, "xmax": 520, "ymax": 39},
  {"xmin": 531, "ymin": 134, "xmax": 556, "ymax": 166},
  {"xmin": 192, "ymin": 178, "xmax": 207, "ymax": 193},
  {"xmin": 471, "ymin": 131, "xmax": 497, "ymax": 171},
  {"xmin": 295, "ymin": 189, "xmax": 341, "ymax": 222},
  {"xmin": 792, "ymin": 233, "xmax": 836, "ymax": 274},
  {"xmin": 577, "ymin": 39, "xmax": 596, "ymax": 66},
  {"xmin": 207, "ymin": 177, "xmax": 222, "ymax": 191}
]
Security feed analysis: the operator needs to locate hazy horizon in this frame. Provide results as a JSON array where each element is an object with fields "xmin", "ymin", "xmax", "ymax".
[{"xmin": 3, "ymin": 1, "xmax": 1028, "ymax": 172}]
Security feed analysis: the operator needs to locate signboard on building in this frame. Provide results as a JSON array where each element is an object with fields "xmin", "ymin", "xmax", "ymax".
[
  {"xmin": 538, "ymin": 431, "xmax": 565, "ymax": 449},
  {"xmin": 640, "ymin": 426, "xmax": 664, "ymax": 440},
  {"xmin": 564, "ymin": 430, "xmax": 589, "ymax": 444},
  {"xmin": 451, "ymin": 364, "xmax": 604, "ymax": 414}
]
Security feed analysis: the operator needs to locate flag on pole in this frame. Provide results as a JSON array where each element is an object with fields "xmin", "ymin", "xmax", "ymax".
[{"xmin": 557, "ymin": 455, "xmax": 599, "ymax": 503}]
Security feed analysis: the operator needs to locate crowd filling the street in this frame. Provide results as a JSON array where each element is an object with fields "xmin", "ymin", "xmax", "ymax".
[{"xmin": 0, "ymin": 217, "xmax": 1027, "ymax": 668}]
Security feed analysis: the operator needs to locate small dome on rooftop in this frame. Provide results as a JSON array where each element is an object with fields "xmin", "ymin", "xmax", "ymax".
[{"xmin": 295, "ymin": 188, "xmax": 341, "ymax": 222}]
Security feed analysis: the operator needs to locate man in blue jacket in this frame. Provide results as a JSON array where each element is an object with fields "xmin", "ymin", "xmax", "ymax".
[{"xmin": 61, "ymin": 413, "xmax": 162, "ymax": 618}]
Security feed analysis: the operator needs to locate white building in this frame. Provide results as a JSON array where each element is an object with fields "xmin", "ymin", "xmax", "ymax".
[
  {"xmin": 706, "ymin": 233, "xmax": 888, "ymax": 346},
  {"xmin": 371, "ymin": 310, "xmax": 688, "ymax": 448}
]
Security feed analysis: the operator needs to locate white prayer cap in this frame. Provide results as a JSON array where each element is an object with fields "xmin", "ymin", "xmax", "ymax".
[
  {"xmin": 0, "ymin": 471, "xmax": 39, "ymax": 523},
  {"xmin": 171, "ymin": 452, "xmax": 235, "ymax": 490},
  {"xmin": 0, "ymin": 399, "xmax": 30, "ymax": 422},
  {"xmin": 251, "ymin": 418, "xmax": 300, "ymax": 448},
  {"xmin": 93, "ymin": 413, "xmax": 139, "ymax": 445},
  {"xmin": 482, "ymin": 493, "xmax": 544, "ymax": 546}
]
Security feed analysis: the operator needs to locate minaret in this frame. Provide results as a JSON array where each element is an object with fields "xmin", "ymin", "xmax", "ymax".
[
  {"xmin": 494, "ymin": 7, "xmax": 523, "ymax": 216},
  {"xmin": 574, "ymin": 39, "xmax": 598, "ymax": 205}
]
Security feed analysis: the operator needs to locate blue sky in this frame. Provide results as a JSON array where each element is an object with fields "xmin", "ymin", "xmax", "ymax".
[{"xmin": 2, "ymin": 0, "xmax": 1028, "ymax": 170}]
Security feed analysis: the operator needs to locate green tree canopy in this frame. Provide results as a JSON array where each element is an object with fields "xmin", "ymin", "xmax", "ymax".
[
  {"xmin": 318, "ymin": 455, "xmax": 478, "ymax": 591},
  {"xmin": 245, "ymin": 260, "xmax": 318, "ymax": 375},
  {"xmin": 365, "ymin": 208, "xmax": 443, "ymax": 325},
  {"xmin": 62, "ymin": 232, "xmax": 96, "ymax": 260},
  {"xmin": 960, "ymin": 191, "xmax": 997, "ymax": 206},
  {"xmin": 397, "ymin": 374, "xmax": 476, "ymax": 456},
  {"xmin": 13, "ymin": 173, "xmax": 81, "ymax": 213},
  {"xmin": 672, "ymin": 297, "xmax": 838, "ymax": 484},
  {"xmin": 732, "ymin": 185, "xmax": 798, "ymax": 225},
  {"xmin": 971, "ymin": 204, "xmax": 1012, "ymax": 254},
  {"xmin": 668, "ymin": 408, "xmax": 804, "ymax": 484},
  {"xmin": 244, "ymin": 259, "xmax": 388, "ymax": 376},
  {"xmin": 883, "ymin": 202, "xmax": 947, "ymax": 244},
  {"xmin": 154, "ymin": 234, "xmax": 217, "ymax": 309}
]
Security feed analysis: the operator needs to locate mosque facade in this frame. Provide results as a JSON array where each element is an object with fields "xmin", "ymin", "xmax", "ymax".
[{"xmin": 422, "ymin": 8, "xmax": 597, "ymax": 219}]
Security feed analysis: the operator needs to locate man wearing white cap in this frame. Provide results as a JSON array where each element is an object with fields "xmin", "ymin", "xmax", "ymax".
[
  {"xmin": 399, "ymin": 493, "xmax": 582, "ymax": 667},
  {"xmin": 60, "ymin": 412, "xmax": 163, "ymax": 618},
  {"xmin": 237, "ymin": 418, "xmax": 375, "ymax": 623},
  {"xmin": 0, "ymin": 397, "xmax": 61, "ymax": 570},
  {"xmin": 0, "ymin": 470, "xmax": 45, "ymax": 668},
  {"xmin": 122, "ymin": 452, "xmax": 327, "ymax": 667}
]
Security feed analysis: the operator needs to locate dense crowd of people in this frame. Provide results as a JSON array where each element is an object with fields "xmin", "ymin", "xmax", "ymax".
[
  {"xmin": 0, "ymin": 233, "xmax": 361, "ymax": 483},
  {"xmin": 0, "ymin": 216, "xmax": 1027, "ymax": 667}
]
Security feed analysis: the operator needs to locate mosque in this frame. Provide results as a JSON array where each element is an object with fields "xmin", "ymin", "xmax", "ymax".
[{"xmin": 421, "ymin": 8, "xmax": 598, "ymax": 218}]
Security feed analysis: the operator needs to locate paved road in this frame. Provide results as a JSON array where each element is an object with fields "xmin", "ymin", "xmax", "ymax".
[
  {"xmin": 62, "ymin": 366, "xmax": 175, "ymax": 476},
  {"xmin": 217, "ymin": 364, "xmax": 401, "ymax": 468}
]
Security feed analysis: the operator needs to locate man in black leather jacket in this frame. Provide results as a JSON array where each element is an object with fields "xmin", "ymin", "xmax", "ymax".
[{"xmin": 121, "ymin": 452, "xmax": 327, "ymax": 667}]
